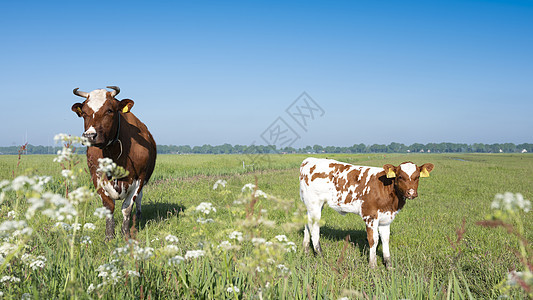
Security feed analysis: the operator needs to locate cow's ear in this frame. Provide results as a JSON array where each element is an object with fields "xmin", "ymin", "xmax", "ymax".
[
  {"xmin": 71, "ymin": 103, "xmax": 83, "ymax": 117},
  {"xmin": 119, "ymin": 99, "xmax": 134, "ymax": 113},
  {"xmin": 419, "ymin": 163, "xmax": 434, "ymax": 178},
  {"xmin": 383, "ymin": 164, "xmax": 397, "ymax": 178}
]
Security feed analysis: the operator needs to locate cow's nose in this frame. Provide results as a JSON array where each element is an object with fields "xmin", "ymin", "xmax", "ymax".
[
  {"xmin": 407, "ymin": 189, "xmax": 417, "ymax": 199},
  {"xmin": 83, "ymin": 132, "xmax": 97, "ymax": 141}
]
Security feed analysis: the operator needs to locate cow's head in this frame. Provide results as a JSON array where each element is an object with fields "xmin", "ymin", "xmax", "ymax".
[
  {"xmin": 71, "ymin": 86, "xmax": 134, "ymax": 147},
  {"xmin": 383, "ymin": 162, "xmax": 434, "ymax": 200}
]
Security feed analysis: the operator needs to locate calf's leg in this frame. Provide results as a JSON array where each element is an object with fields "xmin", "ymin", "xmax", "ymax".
[
  {"xmin": 366, "ymin": 221, "xmax": 379, "ymax": 268},
  {"xmin": 379, "ymin": 224, "xmax": 392, "ymax": 269}
]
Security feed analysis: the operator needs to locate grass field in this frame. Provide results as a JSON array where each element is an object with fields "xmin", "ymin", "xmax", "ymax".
[{"xmin": 0, "ymin": 151, "xmax": 532, "ymax": 299}]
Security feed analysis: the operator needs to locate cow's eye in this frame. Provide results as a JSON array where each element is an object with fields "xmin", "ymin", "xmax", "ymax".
[{"xmin": 106, "ymin": 109, "xmax": 113, "ymax": 115}]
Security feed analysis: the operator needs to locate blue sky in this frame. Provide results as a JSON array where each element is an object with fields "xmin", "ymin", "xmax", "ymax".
[{"xmin": 1, "ymin": 0, "xmax": 531, "ymax": 147}]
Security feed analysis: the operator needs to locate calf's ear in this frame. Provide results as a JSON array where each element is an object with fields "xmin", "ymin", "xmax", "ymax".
[
  {"xmin": 383, "ymin": 164, "xmax": 397, "ymax": 178},
  {"xmin": 119, "ymin": 99, "xmax": 134, "ymax": 113},
  {"xmin": 71, "ymin": 103, "xmax": 83, "ymax": 117},
  {"xmin": 419, "ymin": 163, "xmax": 434, "ymax": 177}
]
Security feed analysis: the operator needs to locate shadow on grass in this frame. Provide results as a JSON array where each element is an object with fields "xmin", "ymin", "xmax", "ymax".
[
  {"xmin": 138, "ymin": 202, "xmax": 186, "ymax": 229},
  {"xmin": 320, "ymin": 226, "xmax": 368, "ymax": 254},
  {"xmin": 298, "ymin": 225, "xmax": 388, "ymax": 262}
]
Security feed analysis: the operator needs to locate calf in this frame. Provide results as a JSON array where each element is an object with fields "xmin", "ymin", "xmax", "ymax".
[
  {"xmin": 299, "ymin": 157, "xmax": 433, "ymax": 268},
  {"xmin": 72, "ymin": 86, "xmax": 157, "ymax": 240}
]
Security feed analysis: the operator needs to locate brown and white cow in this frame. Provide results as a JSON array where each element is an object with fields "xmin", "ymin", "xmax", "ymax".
[
  {"xmin": 71, "ymin": 86, "xmax": 157, "ymax": 240},
  {"xmin": 299, "ymin": 157, "xmax": 433, "ymax": 268}
]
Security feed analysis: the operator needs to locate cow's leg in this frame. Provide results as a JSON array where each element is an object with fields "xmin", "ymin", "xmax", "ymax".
[
  {"xmin": 307, "ymin": 206, "xmax": 323, "ymax": 254},
  {"xmin": 122, "ymin": 180, "xmax": 142, "ymax": 238},
  {"xmin": 99, "ymin": 192, "xmax": 116, "ymax": 241},
  {"xmin": 135, "ymin": 190, "xmax": 143, "ymax": 227},
  {"xmin": 303, "ymin": 223, "xmax": 311, "ymax": 253},
  {"xmin": 379, "ymin": 224, "xmax": 392, "ymax": 269},
  {"xmin": 365, "ymin": 220, "xmax": 379, "ymax": 268}
]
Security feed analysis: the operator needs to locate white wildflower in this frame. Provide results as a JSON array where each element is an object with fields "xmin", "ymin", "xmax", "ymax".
[
  {"xmin": 54, "ymin": 222, "xmax": 71, "ymax": 231},
  {"xmin": 218, "ymin": 240, "xmax": 232, "ymax": 251},
  {"xmin": 87, "ymin": 283, "xmax": 95, "ymax": 293},
  {"xmin": 68, "ymin": 186, "xmax": 93, "ymax": 204},
  {"xmin": 21, "ymin": 293, "xmax": 31, "ymax": 300},
  {"xmin": 195, "ymin": 202, "xmax": 216, "ymax": 214},
  {"xmin": 151, "ymin": 237, "xmax": 160, "ymax": 243},
  {"xmin": 229, "ymin": 231, "xmax": 244, "ymax": 242},
  {"xmin": 0, "ymin": 275, "xmax": 20, "ymax": 283},
  {"xmin": 25, "ymin": 197, "xmax": 46, "ymax": 219},
  {"xmin": 0, "ymin": 220, "xmax": 31, "ymax": 239},
  {"xmin": 134, "ymin": 246, "xmax": 154, "ymax": 260},
  {"xmin": 256, "ymin": 266, "xmax": 264, "ymax": 273},
  {"xmin": 165, "ymin": 245, "xmax": 180, "ymax": 252},
  {"xmin": 227, "ymin": 286, "xmax": 240, "ymax": 293},
  {"xmin": 29, "ymin": 256, "xmax": 47, "ymax": 270},
  {"xmin": 7, "ymin": 211, "xmax": 16, "ymax": 218},
  {"xmin": 165, "ymin": 234, "xmax": 179, "ymax": 243},
  {"xmin": 285, "ymin": 241, "xmax": 297, "ymax": 252},
  {"xmin": 61, "ymin": 169, "xmax": 76, "ymax": 181},
  {"xmin": 241, "ymin": 183, "xmax": 256, "ymax": 193},
  {"xmin": 254, "ymin": 190, "xmax": 268, "ymax": 198},
  {"xmin": 213, "ymin": 179, "xmax": 227, "ymax": 190},
  {"xmin": 0, "ymin": 243, "xmax": 17, "ymax": 256},
  {"xmin": 96, "ymin": 262, "xmax": 121, "ymax": 285},
  {"xmin": 196, "ymin": 217, "xmax": 214, "ymax": 224},
  {"xmin": 277, "ymin": 264, "xmax": 289, "ymax": 273},
  {"xmin": 97, "ymin": 158, "xmax": 116, "ymax": 176},
  {"xmin": 81, "ymin": 236, "xmax": 92, "ymax": 245},
  {"xmin": 492, "ymin": 192, "xmax": 531, "ymax": 213},
  {"xmin": 251, "ymin": 238, "xmax": 266, "ymax": 245},
  {"xmin": 54, "ymin": 147, "xmax": 73, "ymax": 163},
  {"xmin": 185, "ymin": 250, "xmax": 205, "ymax": 260},
  {"xmin": 94, "ymin": 207, "xmax": 113, "ymax": 219},
  {"xmin": 83, "ymin": 223, "xmax": 96, "ymax": 230},
  {"xmin": 275, "ymin": 235, "xmax": 288, "ymax": 242},
  {"xmin": 127, "ymin": 270, "xmax": 140, "ymax": 277},
  {"xmin": 168, "ymin": 255, "xmax": 184, "ymax": 266}
]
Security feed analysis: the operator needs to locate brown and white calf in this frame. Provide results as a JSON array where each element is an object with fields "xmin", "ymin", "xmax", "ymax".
[
  {"xmin": 299, "ymin": 157, "xmax": 434, "ymax": 268},
  {"xmin": 71, "ymin": 86, "xmax": 157, "ymax": 240}
]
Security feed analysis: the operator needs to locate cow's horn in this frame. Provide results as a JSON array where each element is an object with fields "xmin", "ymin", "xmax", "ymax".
[
  {"xmin": 73, "ymin": 88, "xmax": 89, "ymax": 98},
  {"xmin": 107, "ymin": 86, "xmax": 120, "ymax": 97}
]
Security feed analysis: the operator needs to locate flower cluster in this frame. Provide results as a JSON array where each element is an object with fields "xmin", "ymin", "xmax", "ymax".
[
  {"xmin": 212, "ymin": 179, "xmax": 227, "ymax": 190},
  {"xmin": 96, "ymin": 158, "xmax": 129, "ymax": 180},
  {"xmin": 195, "ymin": 202, "xmax": 216, "ymax": 215},
  {"xmin": 491, "ymin": 192, "xmax": 531, "ymax": 213},
  {"xmin": 21, "ymin": 253, "xmax": 47, "ymax": 271}
]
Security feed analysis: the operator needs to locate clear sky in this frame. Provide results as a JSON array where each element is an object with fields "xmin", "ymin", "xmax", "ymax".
[{"xmin": 1, "ymin": 0, "xmax": 531, "ymax": 147}]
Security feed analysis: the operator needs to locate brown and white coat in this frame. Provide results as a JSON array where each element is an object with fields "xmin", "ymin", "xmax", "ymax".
[
  {"xmin": 72, "ymin": 86, "xmax": 157, "ymax": 240},
  {"xmin": 299, "ymin": 157, "xmax": 433, "ymax": 268}
]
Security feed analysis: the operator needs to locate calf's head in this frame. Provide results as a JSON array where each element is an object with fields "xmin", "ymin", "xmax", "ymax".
[
  {"xmin": 383, "ymin": 162, "xmax": 434, "ymax": 200},
  {"xmin": 71, "ymin": 86, "xmax": 133, "ymax": 147}
]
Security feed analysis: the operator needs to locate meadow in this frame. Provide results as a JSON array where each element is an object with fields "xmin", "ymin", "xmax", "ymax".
[{"xmin": 0, "ymin": 149, "xmax": 532, "ymax": 299}]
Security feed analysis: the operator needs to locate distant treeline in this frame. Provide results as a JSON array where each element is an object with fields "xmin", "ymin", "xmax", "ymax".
[
  {"xmin": 1, "ymin": 142, "xmax": 531, "ymax": 155},
  {"xmin": 3, "ymin": 142, "xmax": 530, "ymax": 155}
]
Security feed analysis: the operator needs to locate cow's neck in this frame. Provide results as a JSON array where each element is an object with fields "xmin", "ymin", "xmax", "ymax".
[
  {"xmin": 393, "ymin": 188, "xmax": 407, "ymax": 211},
  {"xmin": 106, "ymin": 113, "xmax": 121, "ymax": 147}
]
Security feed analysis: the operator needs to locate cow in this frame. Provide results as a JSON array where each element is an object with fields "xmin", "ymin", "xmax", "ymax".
[
  {"xmin": 71, "ymin": 86, "xmax": 157, "ymax": 240},
  {"xmin": 299, "ymin": 157, "xmax": 434, "ymax": 268}
]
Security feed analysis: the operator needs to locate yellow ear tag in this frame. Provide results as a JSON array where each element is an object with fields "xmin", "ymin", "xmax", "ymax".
[
  {"xmin": 386, "ymin": 169, "xmax": 396, "ymax": 178},
  {"xmin": 77, "ymin": 107, "xmax": 82, "ymax": 114},
  {"xmin": 420, "ymin": 168, "xmax": 430, "ymax": 178},
  {"xmin": 122, "ymin": 106, "xmax": 129, "ymax": 113}
]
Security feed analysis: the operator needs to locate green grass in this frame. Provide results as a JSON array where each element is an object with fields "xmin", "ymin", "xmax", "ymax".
[{"xmin": 0, "ymin": 153, "xmax": 532, "ymax": 299}]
